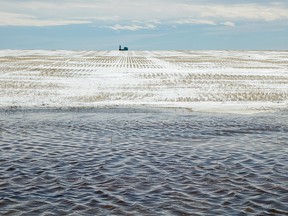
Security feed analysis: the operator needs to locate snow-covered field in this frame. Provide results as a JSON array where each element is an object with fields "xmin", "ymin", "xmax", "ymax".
[{"xmin": 0, "ymin": 50, "xmax": 287, "ymax": 113}]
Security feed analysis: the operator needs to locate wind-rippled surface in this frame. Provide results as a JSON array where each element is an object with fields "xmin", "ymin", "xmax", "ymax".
[{"xmin": 0, "ymin": 108, "xmax": 288, "ymax": 215}]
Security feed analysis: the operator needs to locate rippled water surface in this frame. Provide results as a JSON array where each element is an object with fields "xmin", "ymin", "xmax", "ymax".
[{"xmin": 0, "ymin": 108, "xmax": 288, "ymax": 215}]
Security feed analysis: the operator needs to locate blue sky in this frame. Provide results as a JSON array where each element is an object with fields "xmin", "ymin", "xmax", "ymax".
[{"xmin": 0, "ymin": 0, "xmax": 287, "ymax": 50}]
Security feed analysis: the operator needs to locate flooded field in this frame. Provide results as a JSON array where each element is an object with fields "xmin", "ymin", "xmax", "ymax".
[{"xmin": 0, "ymin": 108, "xmax": 288, "ymax": 215}]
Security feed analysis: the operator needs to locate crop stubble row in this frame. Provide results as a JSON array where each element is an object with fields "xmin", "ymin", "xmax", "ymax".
[{"xmin": 0, "ymin": 50, "xmax": 287, "ymax": 106}]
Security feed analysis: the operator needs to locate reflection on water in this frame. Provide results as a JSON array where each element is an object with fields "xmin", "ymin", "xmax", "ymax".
[{"xmin": 0, "ymin": 108, "xmax": 288, "ymax": 215}]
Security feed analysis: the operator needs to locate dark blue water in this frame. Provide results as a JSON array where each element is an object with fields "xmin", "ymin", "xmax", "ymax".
[{"xmin": 0, "ymin": 108, "xmax": 287, "ymax": 215}]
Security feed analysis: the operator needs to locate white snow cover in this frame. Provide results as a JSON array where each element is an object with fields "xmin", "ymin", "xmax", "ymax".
[{"xmin": 0, "ymin": 50, "xmax": 287, "ymax": 113}]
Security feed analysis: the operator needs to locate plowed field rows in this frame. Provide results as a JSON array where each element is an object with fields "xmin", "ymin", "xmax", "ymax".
[{"xmin": 0, "ymin": 50, "xmax": 287, "ymax": 113}]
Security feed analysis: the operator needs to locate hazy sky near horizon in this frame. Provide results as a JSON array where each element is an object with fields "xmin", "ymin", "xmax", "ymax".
[{"xmin": 0, "ymin": 0, "xmax": 287, "ymax": 50}]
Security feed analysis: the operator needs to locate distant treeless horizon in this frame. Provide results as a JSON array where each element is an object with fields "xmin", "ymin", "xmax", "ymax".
[{"xmin": 0, "ymin": 0, "xmax": 288, "ymax": 50}]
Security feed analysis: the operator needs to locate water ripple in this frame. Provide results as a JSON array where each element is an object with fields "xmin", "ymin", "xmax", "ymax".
[{"xmin": 0, "ymin": 108, "xmax": 287, "ymax": 215}]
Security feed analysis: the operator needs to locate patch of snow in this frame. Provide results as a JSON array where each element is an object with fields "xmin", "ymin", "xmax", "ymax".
[{"xmin": 0, "ymin": 50, "xmax": 287, "ymax": 114}]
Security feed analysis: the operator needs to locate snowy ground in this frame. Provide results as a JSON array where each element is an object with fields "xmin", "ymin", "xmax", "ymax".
[{"xmin": 0, "ymin": 50, "xmax": 287, "ymax": 113}]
